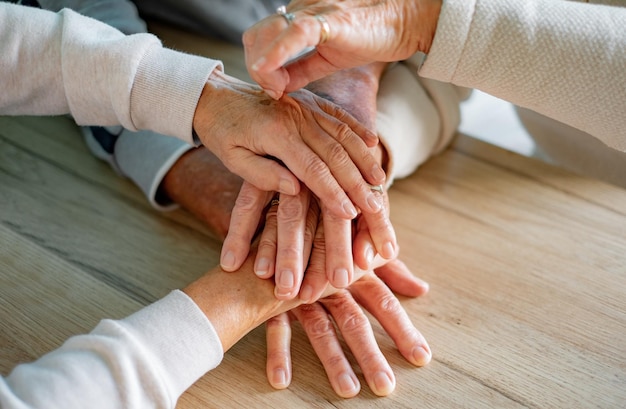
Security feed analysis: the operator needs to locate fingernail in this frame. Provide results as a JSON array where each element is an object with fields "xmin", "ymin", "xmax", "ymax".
[
  {"xmin": 372, "ymin": 372, "xmax": 395, "ymax": 396},
  {"xmin": 332, "ymin": 268, "xmax": 349, "ymax": 288},
  {"xmin": 278, "ymin": 269, "xmax": 294, "ymax": 289},
  {"xmin": 372, "ymin": 164, "xmax": 386, "ymax": 182},
  {"xmin": 366, "ymin": 193, "xmax": 382, "ymax": 212},
  {"xmin": 382, "ymin": 241, "xmax": 395, "ymax": 259},
  {"xmin": 221, "ymin": 250, "xmax": 236, "ymax": 271},
  {"xmin": 272, "ymin": 368, "xmax": 289, "ymax": 389},
  {"xmin": 265, "ymin": 89, "xmax": 282, "ymax": 100},
  {"xmin": 251, "ymin": 56, "xmax": 266, "ymax": 71},
  {"xmin": 411, "ymin": 345, "xmax": 432, "ymax": 366},
  {"xmin": 299, "ymin": 284, "xmax": 313, "ymax": 303},
  {"xmin": 255, "ymin": 257, "xmax": 270, "ymax": 277},
  {"xmin": 338, "ymin": 373, "xmax": 359, "ymax": 397},
  {"xmin": 342, "ymin": 200, "xmax": 358, "ymax": 219},
  {"xmin": 279, "ymin": 177, "xmax": 297, "ymax": 195}
]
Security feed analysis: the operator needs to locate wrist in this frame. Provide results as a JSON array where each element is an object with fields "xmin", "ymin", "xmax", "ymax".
[
  {"xmin": 183, "ymin": 255, "xmax": 300, "ymax": 351},
  {"xmin": 192, "ymin": 70, "xmax": 263, "ymax": 149},
  {"xmin": 403, "ymin": 0, "xmax": 442, "ymax": 54}
]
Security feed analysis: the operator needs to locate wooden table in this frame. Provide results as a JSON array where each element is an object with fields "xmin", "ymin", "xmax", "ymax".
[
  {"xmin": 2, "ymin": 25, "xmax": 626, "ymax": 409},
  {"xmin": 2, "ymin": 113, "xmax": 625, "ymax": 408}
]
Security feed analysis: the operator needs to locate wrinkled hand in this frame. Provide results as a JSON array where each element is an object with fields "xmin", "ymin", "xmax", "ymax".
[
  {"xmin": 221, "ymin": 64, "xmax": 397, "ymax": 298},
  {"xmin": 265, "ymin": 267, "xmax": 431, "ymax": 397},
  {"xmin": 243, "ymin": 0, "xmax": 442, "ymax": 97},
  {"xmin": 222, "ymin": 182, "xmax": 352, "ymax": 300},
  {"xmin": 193, "ymin": 70, "xmax": 386, "ymax": 221}
]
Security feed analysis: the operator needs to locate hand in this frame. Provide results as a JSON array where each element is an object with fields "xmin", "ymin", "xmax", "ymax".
[
  {"xmin": 265, "ymin": 268, "xmax": 431, "ymax": 398},
  {"xmin": 221, "ymin": 64, "xmax": 398, "ymax": 296},
  {"xmin": 243, "ymin": 0, "xmax": 442, "ymax": 97},
  {"xmin": 222, "ymin": 182, "xmax": 354, "ymax": 300},
  {"xmin": 193, "ymin": 70, "xmax": 386, "ymax": 220}
]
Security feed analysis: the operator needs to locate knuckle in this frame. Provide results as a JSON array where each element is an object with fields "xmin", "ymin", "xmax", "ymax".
[
  {"xmin": 302, "ymin": 155, "xmax": 330, "ymax": 179},
  {"xmin": 278, "ymin": 199, "xmax": 306, "ymax": 222},
  {"xmin": 378, "ymin": 293, "xmax": 403, "ymax": 314},
  {"xmin": 266, "ymin": 315, "xmax": 290, "ymax": 330},
  {"xmin": 278, "ymin": 246, "xmax": 301, "ymax": 261},
  {"xmin": 333, "ymin": 123, "xmax": 353, "ymax": 143},
  {"xmin": 301, "ymin": 314, "xmax": 335, "ymax": 340},
  {"xmin": 266, "ymin": 349, "xmax": 288, "ymax": 363},
  {"xmin": 234, "ymin": 192, "xmax": 261, "ymax": 213},
  {"xmin": 338, "ymin": 310, "xmax": 370, "ymax": 334},
  {"xmin": 323, "ymin": 354, "xmax": 347, "ymax": 369},
  {"xmin": 257, "ymin": 236, "xmax": 276, "ymax": 253},
  {"xmin": 325, "ymin": 141, "xmax": 350, "ymax": 166}
]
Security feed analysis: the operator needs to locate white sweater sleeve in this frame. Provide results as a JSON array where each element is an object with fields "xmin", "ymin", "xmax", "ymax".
[
  {"xmin": 0, "ymin": 3, "xmax": 222, "ymax": 144},
  {"xmin": 0, "ymin": 290, "xmax": 224, "ymax": 409},
  {"xmin": 419, "ymin": 0, "xmax": 626, "ymax": 151}
]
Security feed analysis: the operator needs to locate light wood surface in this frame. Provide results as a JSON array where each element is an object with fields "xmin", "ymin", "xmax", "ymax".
[{"xmin": 2, "ymin": 23, "xmax": 626, "ymax": 409}]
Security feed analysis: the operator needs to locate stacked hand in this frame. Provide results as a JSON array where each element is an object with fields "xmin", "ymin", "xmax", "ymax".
[
  {"xmin": 164, "ymin": 58, "xmax": 432, "ymax": 397},
  {"xmin": 163, "ymin": 144, "xmax": 431, "ymax": 397},
  {"xmin": 193, "ymin": 70, "xmax": 386, "ymax": 220}
]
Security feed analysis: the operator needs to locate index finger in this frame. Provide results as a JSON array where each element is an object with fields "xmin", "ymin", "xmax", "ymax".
[{"xmin": 245, "ymin": 15, "xmax": 322, "ymax": 93}]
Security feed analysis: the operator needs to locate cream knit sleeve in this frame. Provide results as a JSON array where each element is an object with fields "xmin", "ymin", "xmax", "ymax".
[
  {"xmin": 420, "ymin": 0, "xmax": 626, "ymax": 151},
  {"xmin": 0, "ymin": 3, "xmax": 222, "ymax": 144}
]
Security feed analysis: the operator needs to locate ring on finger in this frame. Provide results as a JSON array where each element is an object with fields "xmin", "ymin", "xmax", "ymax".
[
  {"xmin": 276, "ymin": 5, "xmax": 296, "ymax": 25},
  {"xmin": 367, "ymin": 183, "xmax": 384, "ymax": 193},
  {"xmin": 314, "ymin": 15, "xmax": 330, "ymax": 45}
]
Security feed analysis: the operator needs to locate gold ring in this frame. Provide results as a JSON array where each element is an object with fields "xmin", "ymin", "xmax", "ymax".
[{"xmin": 314, "ymin": 15, "xmax": 330, "ymax": 45}]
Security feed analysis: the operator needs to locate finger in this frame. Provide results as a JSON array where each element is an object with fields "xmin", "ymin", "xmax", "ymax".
[
  {"xmin": 292, "ymin": 303, "xmax": 361, "ymax": 398},
  {"xmin": 374, "ymin": 259, "xmax": 430, "ymax": 298},
  {"xmin": 273, "ymin": 139, "xmax": 359, "ymax": 220},
  {"xmin": 297, "ymin": 191, "xmax": 322, "ymax": 302},
  {"xmin": 313, "ymin": 97, "xmax": 379, "ymax": 149},
  {"xmin": 221, "ymin": 182, "xmax": 273, "ymax": 271},
  {"xmin": 350, "ymin": 275, "xmax": 432, "ymax": 367},
  {"xmin": 320, "ymin": 292, "xmax": 396, "ymax": 397},
  {"xmin": 274, "ymin": 189, "xmax": 310, "ymax": 300},
  {"xmin": 224, "ymin": 149, "xmax": 301, "ymax": 196},
  {"xmin": 246, "ymin": 16, "xmax": 323, "ymax": 86},
  {"xmin": 353, "ymin": 189, "xmax": 397, "ymax": 264},
  {"xmin": 300, "ymin": 106, "xmax": 385, "ymax": 215},
  {"xmin": 265, "ymin": 313, "xmax": 292, "ymax": 389},
  {"xmin": 283, "ymin": 51, "xmax": 346, "ymax": 93},
  {"xmin": 321, "ymin": 206, "xmax": 353, "ymax": 290},
  {"xmin": 255, "ymin": 197, "xmax": 279, "ymax": 279},
  {"xmin": 299, "ymin": 209, "xmax": 330, "ymax": 304}
]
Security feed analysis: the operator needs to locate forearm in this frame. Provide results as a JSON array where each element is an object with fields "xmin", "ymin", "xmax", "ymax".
[
  {"xmin": 0, "ymin": 3, "xmax": 220, "ymax": 143},
  {"xmin": 1, "ymin": 291, "xmax": 222, "ymax": 409}
]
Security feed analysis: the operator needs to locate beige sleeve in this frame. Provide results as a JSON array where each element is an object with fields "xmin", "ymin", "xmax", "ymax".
[
  {"xmin": 376, "ymin": 57, "xmax": 467, "ymax": 184},
  {"xmin": 419, "ymin": 0, "xmax": 626, "ymax": 151}
]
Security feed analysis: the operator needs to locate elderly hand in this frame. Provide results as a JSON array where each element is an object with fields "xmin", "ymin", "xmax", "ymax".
[
  {"xmin": 265, "ymin": 264, "xmax": 431, "ymax": 397},
  {"xmin": 221, "ymin": 64, "xmax": 398, "ymax": 299},
  {"xmin": 193, "ymin": 70, "xmax": 386, "ymax": 221},
  {"xmin": 243, "ymin": 0, "xmax": 442, "ymax": 97}
]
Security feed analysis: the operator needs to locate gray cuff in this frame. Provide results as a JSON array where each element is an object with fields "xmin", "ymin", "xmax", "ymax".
[{"xmin": 114, "ymin": 129, "xmax": 194, "ymax": 210}]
